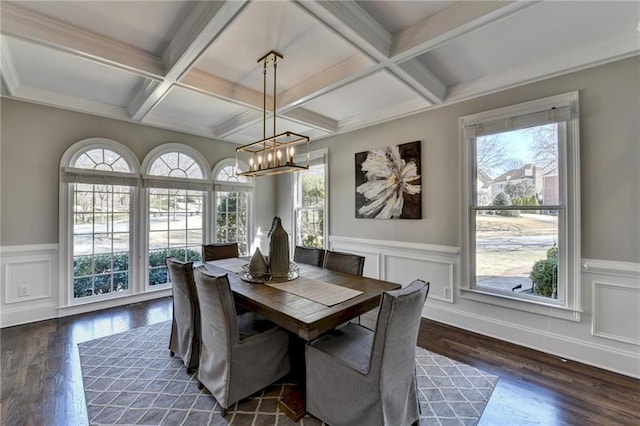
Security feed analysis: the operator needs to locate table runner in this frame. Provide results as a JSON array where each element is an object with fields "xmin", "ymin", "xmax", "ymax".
[
  {"xmin": 266, "ymin": 280, "xmax": 363, "ymax": 306},
  {"xmin": 206, "ymin": 258, "xmax": 247, "ymax": 274}
]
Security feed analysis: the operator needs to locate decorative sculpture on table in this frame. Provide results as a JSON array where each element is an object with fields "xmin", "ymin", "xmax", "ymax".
[
  {"xmin": 248, "ymin": 247, "xmax": 268, "ymax": 276},
  {"xmin": 268, "ymin": 217, "xmax": 290, "ymax": 278}
]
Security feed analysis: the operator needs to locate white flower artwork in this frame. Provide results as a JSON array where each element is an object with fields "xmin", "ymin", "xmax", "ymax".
[{"xmin": 355, "ymin": 141, "xmax": 422, "ymax": 219}]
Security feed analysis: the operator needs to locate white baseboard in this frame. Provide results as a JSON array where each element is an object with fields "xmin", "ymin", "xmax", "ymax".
[
  {"xmin": 58, "ymin": 289, "xmax": 172, "ymax": 318},
  {"xmin": 1, "ymin": 301, "xmax": 59, "ymax": 328},
  {"xmin": 425, "ymin": 303, "xmax": 640, "ymax": 379}
]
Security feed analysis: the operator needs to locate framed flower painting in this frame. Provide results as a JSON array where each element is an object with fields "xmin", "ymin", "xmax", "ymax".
[{"xmin": 355, "ymin": 140, "xmax": 422, "ymax": 219}]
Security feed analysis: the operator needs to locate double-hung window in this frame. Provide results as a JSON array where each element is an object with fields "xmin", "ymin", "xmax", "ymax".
[
  {"xmin": 142, "ymin": 145, "xmax": 210, "ymax": 288},
  {"xmin": 294, "ymin": 149, "xmax": 328, "ymax": 249},
  {"xmin": 460, "ymin": 93, "xmax": 580, "ymax": 319},
  {"xmin": 212, "ymin": 160, "xmax": 253, "ymax": 256}
]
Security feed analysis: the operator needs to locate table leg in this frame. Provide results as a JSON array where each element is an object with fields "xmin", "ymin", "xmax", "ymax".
[{"xmin": 278, "ymin": 333, "xmax": 307, "ymax": 421}]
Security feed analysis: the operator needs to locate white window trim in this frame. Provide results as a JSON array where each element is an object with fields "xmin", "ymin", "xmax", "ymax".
[
  {"xmin": 141, "ymin": 143, "xmax": 211, "ymax": 291},
  {"xmin": 210, "ymin": 158, "xmax": 255, "ymax": 255},
  {"xmin": 58, "ymin": 138, "xmax": 141, "ymax": 307},
  {"xmin": 459, "ymin": 92, "xmax": 581, "ymax": 321},
  {"xmin": 293, "ymin": 148, "xmax": 329, "ymax": 249}
]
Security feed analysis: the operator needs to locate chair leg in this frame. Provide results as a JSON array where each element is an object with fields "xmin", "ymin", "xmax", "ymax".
[{"xmin": 221, "ymin": 407, "xmax": 228, "ymax": 417}]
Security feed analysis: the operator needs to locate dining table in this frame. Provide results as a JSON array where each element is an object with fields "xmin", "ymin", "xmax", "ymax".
[{"xmin": 202, "ymin": 257, "xmax": 402, "ymax": 420}]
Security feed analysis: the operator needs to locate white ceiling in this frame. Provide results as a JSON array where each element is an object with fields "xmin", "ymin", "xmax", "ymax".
[{"xmin": 1, "ymin": 1, "xmax": 638, "ymax": 145}]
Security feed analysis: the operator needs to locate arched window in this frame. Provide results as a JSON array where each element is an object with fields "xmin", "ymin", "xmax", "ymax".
[
  {"xmin": 59, "ymin": 138, "xmax": 139, "ymax": 303},
  {"xmin": 142, "ymin": 144, "xmax": 210, "ymax": 287},
  {"xmin": 212, "ymin": 159, "xmax": 253, "ymax": 256}
]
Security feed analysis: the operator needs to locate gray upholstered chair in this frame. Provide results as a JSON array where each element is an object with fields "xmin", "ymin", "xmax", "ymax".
[
  {"xmin": 323, "ymin": 250, "xmax": 365, "ymax": 276},
  {"xmin": 203, "ymin": 242, "xmax": 239, "ymax": 261},
  {"xmin": 293, "ymin": 245, "xmax": 325, "ymax": 267},
  {"xmin": 193, "ymin": 266, "xmax": 290, "ymax": 414},
  {"xmin": 166, "ymin": 257, "xmax": 201, "ymax": 373},
  {"xmin": 306, "ymin": 279, "xmax": 430, "ymax": 426},
  {"xmin": 202, "ymin": 242, "xmax": 249, "ymax": 313}
]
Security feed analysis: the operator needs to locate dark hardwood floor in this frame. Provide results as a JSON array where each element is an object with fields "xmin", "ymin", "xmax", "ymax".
[{"xmin": 2, "ymin": 298, "xmax": 639, "ymax": 425}]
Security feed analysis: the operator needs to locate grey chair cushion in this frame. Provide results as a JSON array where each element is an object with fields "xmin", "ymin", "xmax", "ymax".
[
  {"xmin": 306, "ymin": 279, "xmax": 429, "ymax": 426},
  {"xmin": 193, "ymin": 266, "xmax": 290, "ymax": 410},
  {"xmin": 293, "ymin": 246, "xmax": 325, "ymax": 267},
  {"xmin": 323, "ymin": 250, "xmax": 365, "ymax": 276},
  {"xmin": 166, "ymin": 257, "xmax": 201, "ymax": 371}
]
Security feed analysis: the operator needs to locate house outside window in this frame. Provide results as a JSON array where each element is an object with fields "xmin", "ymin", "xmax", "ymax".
[
  {"xmin": 212, "ymin": 160, "xmax": 254, "ymax": 256},
  {"xmin": 294, "ymin": 149, "xmax": 328, "ymax": 249},
  {"xmin": 142, "ymin": 145, "xmax": 210, "ymax": 288},
  {"xmin": 59, "ymin": 139, "xmax": 139, "ymax": 303},
  {"xmin": 460, "ymin": 93, "xmax": 580, "ymax": 319}
]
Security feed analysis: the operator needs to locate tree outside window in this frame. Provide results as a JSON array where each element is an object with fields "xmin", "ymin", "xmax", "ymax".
[
  {"xmin": 296, "ymin": 163, "xmax": 325, "ymax": 249},
  {"xmin": 461, "ymin": 92, "xmax": 580, "ymax": 313},
  {"xmin": 213, "ymin": 163, "xmax": 252, "ymax": 256}
]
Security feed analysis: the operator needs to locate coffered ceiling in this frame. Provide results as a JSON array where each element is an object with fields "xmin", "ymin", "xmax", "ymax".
[{"xmin": 1, "ymin": 1, "xmax": 638, "ymax": 145}]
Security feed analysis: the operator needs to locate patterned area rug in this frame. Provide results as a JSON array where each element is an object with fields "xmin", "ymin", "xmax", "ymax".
[{"xmin": 78, "ymin": 321, "xmax": 498, "ymax": 425}]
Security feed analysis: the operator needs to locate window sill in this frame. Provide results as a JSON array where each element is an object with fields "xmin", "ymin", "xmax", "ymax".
[{"xmin": 460, "ymin": 288, "xmax": 582, "ymax": 322}]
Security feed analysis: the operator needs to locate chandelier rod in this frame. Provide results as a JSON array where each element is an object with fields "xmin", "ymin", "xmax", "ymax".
[{"xmin": 273, "ymin": 59, "xmax": 277, "ymax": 138}]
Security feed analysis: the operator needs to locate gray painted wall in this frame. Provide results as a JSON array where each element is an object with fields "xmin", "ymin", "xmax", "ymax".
[
  {"xmin": 288, "ymin": 56, "xmax": 640, "ymax": 263},
  {"xmin": 0, "ymin": 99, "xmax": 276, "ymax": 246},
  {"xmin": 1, "ymin": 57, "xmax": 637, "ymax": 261}
]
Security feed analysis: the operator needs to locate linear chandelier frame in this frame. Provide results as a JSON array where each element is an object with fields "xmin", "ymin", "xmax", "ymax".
[{"xmin": 236, "ymin": 51, "xmax": 309, "ymax": 178}]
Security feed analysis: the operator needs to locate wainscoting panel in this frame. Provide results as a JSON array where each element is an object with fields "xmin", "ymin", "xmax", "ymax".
[
  {"xmin": 1, "ymin": 244, "xmax": 59, "ymax": 327},
  {"xmin": 593, "ymin": 282, "xmax": 640, "ymax": 345},
  {"xmin": 384, "ymin": 255, "xmax": 454, "ymax": 302},
  {"xmin": 587, "ymin": 260, "xmax": 640, "ymax": 346},
  {"xmin": 329, "ymin": 236, "xmax": 459, "ymax": 302}
]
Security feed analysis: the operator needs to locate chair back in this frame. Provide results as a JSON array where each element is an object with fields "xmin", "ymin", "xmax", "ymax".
[
  {"xmin": 193, "ymin": 267, "xmax": 239, "ymax": 349},
  {"xmin": 323, "ymin": 250, "xmax": 365, "ymax": 276},
  {"xmin": 193, "ymin": 265, "xmax": 290, "ymax": 409},
  {"xmin": 203, "ymin": 242, "xmax": 239, "ymax": 261},
  {"xmin": 370, "ymin": 280, "xmax": 429, "ymax": 383},
  {"xmin": 166, "ymin": 257, "xmax": 200, "ymax": 369},
  {"xmin": 293, "ymin": 246, "xmax": 325, "ymax": 267}
]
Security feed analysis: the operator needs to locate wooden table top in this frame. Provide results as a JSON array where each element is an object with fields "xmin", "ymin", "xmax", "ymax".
[{"xmin": 203, "ymin": 260, "xmax": 401, "ymax": 341}]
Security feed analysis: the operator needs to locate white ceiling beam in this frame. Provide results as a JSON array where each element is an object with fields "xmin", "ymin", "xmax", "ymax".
[
  {"xmin": 127, "ymin": 80, "xmax": 173, "ymax": 121},
  {"xmin": 0, "ymin": 36, "xmax": 20, "ymax": 95},
  {"xmin": 295, "ymin": 1, "xmax": 445, "ymax": 104},
  {"xmin": 0, "ymin": 3, "xmax": 164, "ymax": 78},
  {"xmin": 215, "ymin": 110, "xmax": 264, "ymax": 138},
  {"xmin": 128, "ymin": 1, "xmax": 250, "ymax": 121},
  {"xmin": 8, "ymin": 84, "xmax": 130, "ymax": 121},
  {"xmin": 338, "ymin": 98, "xmax": 429, "ymax": 133},
  {"xmin": 181, "ymin": 70, "xmax": 341, "ymax": 136},
  {"xmin": 282, "ymin": 108, "xmax": 339, "ymax": 133},
  {"xmin": 179, "ymin": 68, "xmax": 266, "ymax": 110},
  {"xmin": 161, "ymin": 1, "xmax": 250, "ymax": 81},
  {"xmin": 391, "ymin": 1, "xmax": 541, "ymax": 62},
  {"xmin": 278, "ymin": 54, "xmax": 374, "ymax": 110},
  {"xmin": 390, "ymin": 59, "xmax": 444, "ymax": 105},
  {"xmin": 446, "ymin": 31, "xmax": 640, "ymax": 104},
  {"xmin": 295, "ymin": 0, "xmax": 391, "ymax": 60}
]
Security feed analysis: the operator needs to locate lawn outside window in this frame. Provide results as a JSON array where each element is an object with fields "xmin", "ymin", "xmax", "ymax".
[{"xmin": 459, "ymin": 93, "xmax": 581, "ymax": 320}]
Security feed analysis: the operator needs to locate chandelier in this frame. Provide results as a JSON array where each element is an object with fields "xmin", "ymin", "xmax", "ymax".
[{"xmin": 236, "ymin": 51, "xmax": 309, "ymax": 178}]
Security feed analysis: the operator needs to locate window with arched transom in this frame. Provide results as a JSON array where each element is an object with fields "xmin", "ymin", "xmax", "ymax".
[
  {"xmin": 60, "ymin": 138, "xmax": 140, "ymax": 303},
  {"xmin": 142, "ymin": 144, "xmax": 211, "ymax": 288},
  {"xmin": 212, "ymin": 159, "xmax": 253, "ymax": 256}
]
